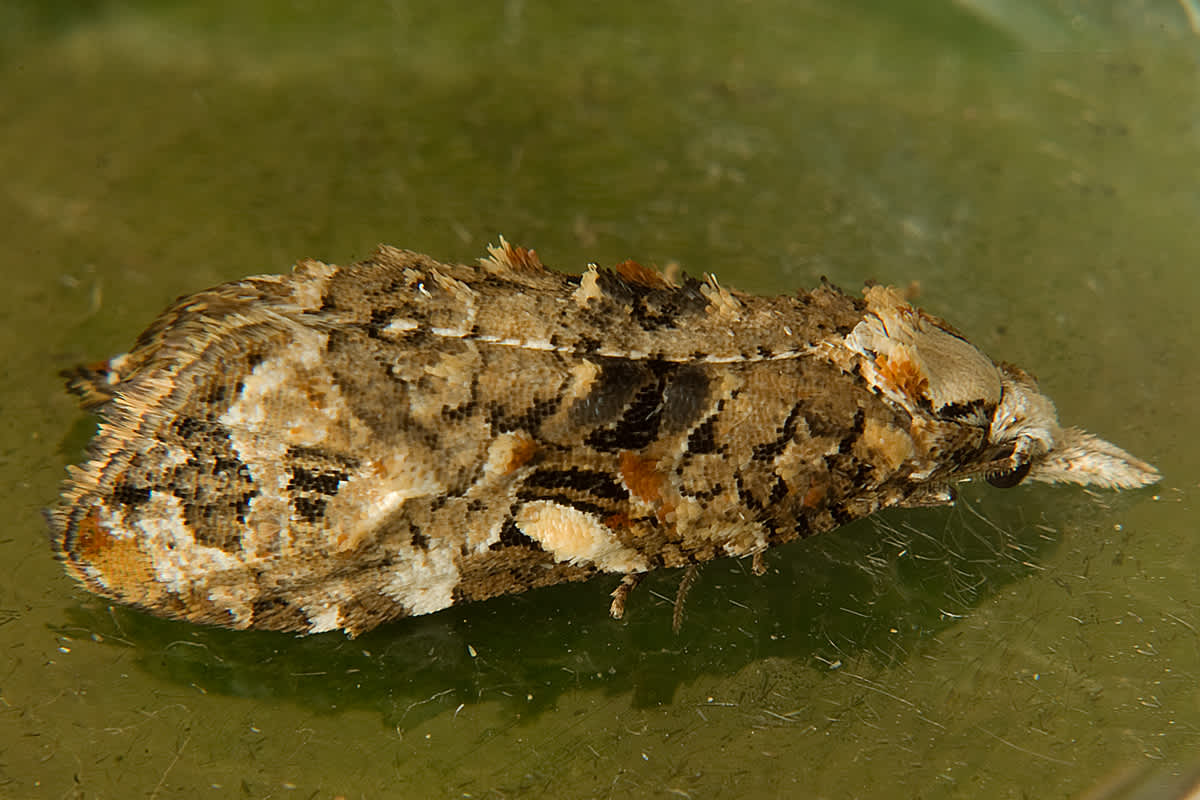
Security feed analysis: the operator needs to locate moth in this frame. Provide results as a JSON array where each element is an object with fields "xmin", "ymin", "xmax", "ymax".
[{"xmin": 49, "ymin": 240, "xmax": 1160, "ymax": 635}]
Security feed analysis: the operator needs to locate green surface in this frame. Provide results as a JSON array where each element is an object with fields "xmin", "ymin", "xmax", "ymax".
[{"xmin": 2, "ymin": 2, "xmax": 1198, "ymax": 797}]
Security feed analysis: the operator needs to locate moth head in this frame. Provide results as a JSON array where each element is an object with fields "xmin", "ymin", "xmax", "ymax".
[
  {"xmin": 984, "ymin": 366, "xmax": 1160, "ymax": 490},
  {"xmin": 845, "ymin": 286, "xmax": 1159, "ymax": 491}
]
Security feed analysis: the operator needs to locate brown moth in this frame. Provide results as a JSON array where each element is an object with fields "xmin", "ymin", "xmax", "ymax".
[{"xmin": 49, "ymin": 240, "xmax": 1160, "ymax": 635}]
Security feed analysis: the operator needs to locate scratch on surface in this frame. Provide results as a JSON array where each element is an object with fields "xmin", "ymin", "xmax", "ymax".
[
  {"xmin": 149, "ymin": 732, "xmax": 190, "ymax": 800},
  {"xmin": 977, "ymin": 725, "xmax": 1073, "ymax": 766}
]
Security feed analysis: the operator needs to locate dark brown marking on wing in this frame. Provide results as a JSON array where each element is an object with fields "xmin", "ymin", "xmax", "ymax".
[
  {"xmin": 685, "ymin": 415, "xmax": 720, "ymax": 455},
  {"xmin": 452, "ymin": 550, "xmax": 596, "ymax": 606},
  {"xmin": 488, "ymin": 396, "xmax": 563, "ymax": 435},
  {"xmin": 490, "ymin": 518, "xmax": 544, "ymax": 551},
  {"xmin": 523, "ymin": 468, "xmax": 630, "ymax": 501},
  {"xmin": 569, "ymin": 360, "xmax": 647, "ymax": 428},
  {"xmin": 167, "ymin": 421, "xmax": 256, "ymax": 552},
  {"xmin": 584, "ymin": 362, "xmax": 675, "ymax": 452},
  {"xmin": 751, "ymin": 402, "xmax": 803, "ymax": 462},
  {"xmin": 660, "ymin": 364, "xmax": 710, "ymax": 433},
  {"xmin": 111, "ymin": 482, "xmax": 152, "ymax": 507},
  {"xmin": 324, "ymin": 328, "xmax": 418, "ymax": 440},
  {"xmin": 284, "ymin": 447, "xmax": 358, "ymax": 523},
  {"xmin": 251, "ymin": 596, "xmax": 311, "ymax": 632}
]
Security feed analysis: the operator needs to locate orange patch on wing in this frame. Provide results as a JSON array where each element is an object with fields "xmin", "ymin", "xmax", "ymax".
[
  {"xmin": 614, "ymin": 260, "xmax": 674, "ymax": 289},
  {"xmin": 504, "ymin": 434, "xmax": 539, "ymax": 474},
  {"xmin": 802, "ymin": 484, "xmax": 826, "ymax": 509},
  {"xmin": 619, "ymin": 451, "xmax": 664, "ymax": 503},
  {"xmin": 619, "ymin": 451, "xmax": 679, "ymax": 524},
  {"xmin": 71, "ymin": 509, "xmax": 158, "ymax": 600},
  {"xmin": 875, "ymin": 352, "xmax": 929, "ymax": 405},
  {"xmin": 73, "ymin": 508, "xmax": 113, "ymax": 559},
  {"xmin": 604, "ymin": 511, "xmax": 634, "ymax": 531}
]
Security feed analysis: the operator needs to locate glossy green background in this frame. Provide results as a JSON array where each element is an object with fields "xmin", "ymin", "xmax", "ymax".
[{"xmin": 2, "ymin": 2, "xmax": 1197, "ymax": 797}]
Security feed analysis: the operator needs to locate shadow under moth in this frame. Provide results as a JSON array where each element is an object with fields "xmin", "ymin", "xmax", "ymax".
[{"xmin": 49, "ymin": 240, "xmax": 1160, "ymax": 635}]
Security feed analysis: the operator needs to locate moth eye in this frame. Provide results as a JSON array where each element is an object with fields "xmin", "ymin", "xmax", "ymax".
[{"xmin": 986, "ymin": 460, "xmax": 1031, "ymax": 488}]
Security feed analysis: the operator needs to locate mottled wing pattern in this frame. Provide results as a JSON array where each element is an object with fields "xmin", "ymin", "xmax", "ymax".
[{"xmin": 50, "ymin": 241, "xmax": 1158, "ymax": 635}]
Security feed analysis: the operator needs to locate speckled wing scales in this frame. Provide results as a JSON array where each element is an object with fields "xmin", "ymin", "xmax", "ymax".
[{"xmin": 49, "ymin": 240, "xmax": 1159, "ymax": 635}]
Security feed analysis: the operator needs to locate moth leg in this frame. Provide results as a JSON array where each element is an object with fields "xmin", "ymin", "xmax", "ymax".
[
  {"xmin": 609, "ymin": 573, "xmax": 645, "ymax": 620},
  {"xmin": 895, "ymin": 485, "xmax": 956, "ymax": 508},
  {"xmin": 751, "ymin": 551, "xmax": 767, "ymax": 577},
  {"xmin": 672, "ymin": 565, "xmax": 700, "ymax": 633}
]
